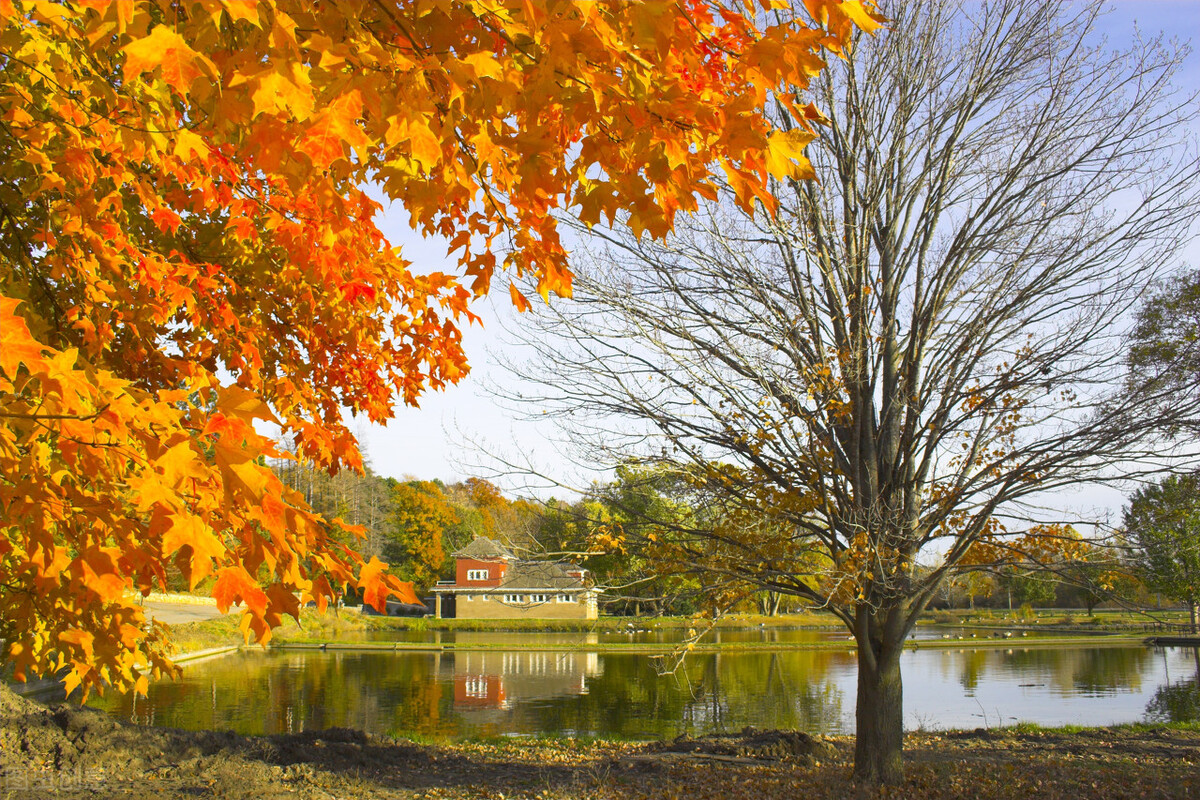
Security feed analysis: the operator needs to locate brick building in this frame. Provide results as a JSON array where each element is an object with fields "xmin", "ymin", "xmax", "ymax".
[{"xmin": 431, "ymin": 537, "xmax": 599, "ymax": 620}]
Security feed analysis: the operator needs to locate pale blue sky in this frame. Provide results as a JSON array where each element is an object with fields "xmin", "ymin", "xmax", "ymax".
[{"xmin": 361, "ymin": 1, "xmax": 1200, "ymax": 512}]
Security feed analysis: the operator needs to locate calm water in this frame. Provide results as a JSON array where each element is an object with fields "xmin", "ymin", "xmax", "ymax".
[{"xmin": 85, "ymin": 632, "xmax": 1200, "ymax": 739}]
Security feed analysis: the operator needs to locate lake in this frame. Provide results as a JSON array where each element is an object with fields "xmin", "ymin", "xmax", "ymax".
[{"xmin": 84, "ymin": 631, "xmax": 1200, "ymax": 739}]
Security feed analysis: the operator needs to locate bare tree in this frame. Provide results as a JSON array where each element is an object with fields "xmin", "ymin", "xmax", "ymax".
[{"xmin": 499, "ymin": 0, "xmax": 1200, "ymax": 784}]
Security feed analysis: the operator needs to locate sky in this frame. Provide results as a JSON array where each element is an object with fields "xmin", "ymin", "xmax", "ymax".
[{"xmin": 358, "ymin": 1, "xmax": 1200, "ymax": 514}]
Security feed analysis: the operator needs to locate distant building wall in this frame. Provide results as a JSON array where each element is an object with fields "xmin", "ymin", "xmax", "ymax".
[
  {"xmin": 454, "ymin": 558, "xmax": 507, "ymax": 587},
  {"xmin": 455, "ymin": 592, "xmax": 598, "ymax": 620}
]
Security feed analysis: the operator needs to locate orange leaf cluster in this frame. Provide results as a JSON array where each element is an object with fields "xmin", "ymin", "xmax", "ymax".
[{"xmin": 0, "ymin": 0, "xmax": 872, "ymax": 697}]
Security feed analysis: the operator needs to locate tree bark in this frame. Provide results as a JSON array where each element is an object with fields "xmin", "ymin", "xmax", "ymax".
[
  {"xmin": 853, "ymin": 620, "xmax": 905, "ymax": 785},
  {"xmin": 757, "ymin": 591, "xmax": 782, "ymax": 616},
  {"xmin": 1190, "ymin": 600, "xmax": 1198, "ymax": 634}
]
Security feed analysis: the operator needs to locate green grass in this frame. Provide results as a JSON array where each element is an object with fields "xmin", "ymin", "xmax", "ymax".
[
  {"xmin": 1002, "ymin": 721, "xmax": 1089, "ymax": 735},
  {"xmin": 169, "ymin": 613, "xmax": 247, "ymax": 653},
  {"xmin": 168, "ymin": 607, "xmax": 395, "ymax": 653},
  {"xmin": 918, "ymin": 607, "xmax": 1196, "ymax": 632},
  {"xmin": 353, "ymin": 611, "xmax": 837, "ymax": 632},
  {"xmin": 1107, "ymin": 720, "xmax": 1200, "ymax": 733}
]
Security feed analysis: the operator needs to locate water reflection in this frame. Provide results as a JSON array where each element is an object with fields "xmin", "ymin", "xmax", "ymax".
[
  {"xmin": 451, "ymin": 650, "xmax": 601, "ymax": 710},
  {"xmin": 1145, "ymin": 647, "xmax": 1200, "ymax": 724},
  {"xmin": 84, "ymin": 641, "xmax": 1200, "ymax": 739}
]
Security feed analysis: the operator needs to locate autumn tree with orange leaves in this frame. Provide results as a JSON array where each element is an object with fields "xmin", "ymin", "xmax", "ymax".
[{"xmin": 0, "ymin": 0, "xmax": 874, "ymax": 699}]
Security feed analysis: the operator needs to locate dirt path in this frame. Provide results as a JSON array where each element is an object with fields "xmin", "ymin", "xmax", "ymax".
[
  {"xmin": 140, "ymin": 601, "xmax": 229, "ymax": 626},
  {"xmin": 2, "ymin": 685, "xmax": 1198, "ymax": 799}
]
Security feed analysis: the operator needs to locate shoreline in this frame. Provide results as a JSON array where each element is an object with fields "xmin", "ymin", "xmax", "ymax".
[
  {"xmin": 165, "ymin": 606, "xmax": 1196, "ymax": 653},
  {"xmin": 265, "ymin": 634, "xmax": 1152, "ymax": 653}
]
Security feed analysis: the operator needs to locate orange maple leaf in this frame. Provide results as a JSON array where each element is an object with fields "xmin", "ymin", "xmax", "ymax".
[
  {"xmin": 122, "ymin": 25, "xmax": 214, "ymax": 93},
  {"xmin": 299, "ymin": 90, "xmax": 371, "ymax": 168},
  {"xmin": 0, "ymin": 298, "xmax": 46, "ymax": 376},
  {"xmin": 212, "ymin": 566, "xmax": 268, "ymax": 616},
  {"xmin": 359, "ymin": 556, "xmax": 393, "ymax": 612}
]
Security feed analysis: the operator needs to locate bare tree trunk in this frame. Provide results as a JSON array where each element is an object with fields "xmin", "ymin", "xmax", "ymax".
[
  {"xmin": 854, "ymin": 608, "xmax": 906, "ymax": 785},
  {"xmin": 757, "ymin": 591, "xmax": 781, "ymax": 616},
  {"xmin": 1190, "ymin": 600, "xmax": 1198, "ymax": 635}
]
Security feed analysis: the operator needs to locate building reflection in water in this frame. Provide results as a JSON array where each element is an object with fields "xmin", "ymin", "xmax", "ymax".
[{"xmin": 449, "ymin": 647, "xmax": 603, "ymax": 710}]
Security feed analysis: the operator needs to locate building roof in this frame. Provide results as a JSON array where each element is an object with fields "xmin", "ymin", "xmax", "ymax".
[
  {"xmin": 441, "ymin": 537, "xmax": 595, "ymax": 594},
  {"xmin": 498, "ymin": 561, "xmax": 588, "ymax": 591},
  {"xmin": 452, "ymin": 536, "xmax": 516, "ymax": 561}
]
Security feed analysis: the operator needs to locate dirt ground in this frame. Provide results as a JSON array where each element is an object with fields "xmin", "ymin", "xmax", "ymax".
[{"xmin": 2, "ymin": 685, "xmax": 1198, "ymax": 799}]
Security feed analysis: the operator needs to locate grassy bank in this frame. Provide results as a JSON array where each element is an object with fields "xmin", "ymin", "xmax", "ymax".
[
  {"xmin": 167, "ymin": 609, "xmax": 841, "ymax": 654},
  {"xmin": 266, "ymin": 634, "xmax": 1148, "ymax": 654},
  {"xmin": 921, "ymin": 607, "xmax": 1196, "ymax": 630},
  {"xmin": 357, "ymin": 611, "xmax": 839, "ymax": 631}
]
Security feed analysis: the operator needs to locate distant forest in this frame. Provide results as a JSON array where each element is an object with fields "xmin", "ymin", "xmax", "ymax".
[{"xmin": 262, "ymin": 451, "xmax": 1162, "ymax": 617}]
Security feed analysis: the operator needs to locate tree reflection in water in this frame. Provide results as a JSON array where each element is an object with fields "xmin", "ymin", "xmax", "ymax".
[{"xmin": 1146, "ymin": 648, "xmax": 1200, "ymax": 724}]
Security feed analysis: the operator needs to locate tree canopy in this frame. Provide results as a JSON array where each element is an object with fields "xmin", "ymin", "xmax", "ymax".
[
  {"xmin": 0, "ymin": 0, "xmax": 873, "ymax": 698},
  {"xmin": 1123, "ymin": 474, "xmax": 1200, "ymax": 632}
]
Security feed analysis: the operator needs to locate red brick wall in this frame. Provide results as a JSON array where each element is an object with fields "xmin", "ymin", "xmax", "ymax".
[{"xmin": 455, "ymin": 558, "xmax": 506, "ymax": 587}]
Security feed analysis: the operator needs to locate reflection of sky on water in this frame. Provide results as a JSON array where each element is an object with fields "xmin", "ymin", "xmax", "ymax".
[
  {"xmin": 901, "ymin": 646, "xmax": 1194, "ymax": 731},
  {"xmin": 83, "ymin": 639, "xmax": 1200, "ymax": 739}
]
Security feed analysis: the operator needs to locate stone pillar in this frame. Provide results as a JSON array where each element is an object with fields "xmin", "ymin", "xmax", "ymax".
[{"xmin": 434, "ymin": 593, "xmax": 442, "ymax": 619}]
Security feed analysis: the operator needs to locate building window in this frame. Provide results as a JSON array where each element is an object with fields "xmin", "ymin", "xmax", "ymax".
[
  {"xmin": 530, "ymin": 594, "xmax": 549, "ymax": 603},
  {"xmin": 557, "ymin": 594, "xmax": 573, "ymax": 603},
  {"xmin": 466, "ymin": 569, "xmax": 488, "ymax": 581},
  {"xmin": 504, "ymin": 594, "xmax": 524, "ymax": 603}
]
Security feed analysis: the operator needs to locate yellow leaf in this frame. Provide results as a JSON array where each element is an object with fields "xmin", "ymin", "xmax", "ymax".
[
  {"xmin": 765, "ymin": 128, "xmax": 817, "ymax": 180},
  {"xmin": 216, "ymin": 385, "xmax": 279, "ymax": 425},
  {"xmin": 123, "ymin": 26, "xmax": 215, "ymax": 93},
  {"xmin": 173, "ymin": 128, "xmax": 210, "ymax": 162},
  {"xmin": 59, "ymin": 629, "xmax": 95, "ymax": 661},
  {"xmin": 61, "ymin": 669, "xmax": 82, "ymax": 698},
  {"xmin": 462, "ymin": 52, "xmax": 503, "ymax": 81},
  {"xmin": 221, "ymin": 0, "xmax": 261, "ymax": 27},
  {"xmin": 250, "ymin": 64, "xmax": 314, "ymax": 121},
  {"xmin": 408, "ymin": 120, "xmax": 442, "ymax": 173},
  {"xmin": 838, "ymin": 1, "xmax": 883, "ymax": 33},
  {"xmin": 157, "ymin": 441, "xmax": 210, "ymax": 485}
]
